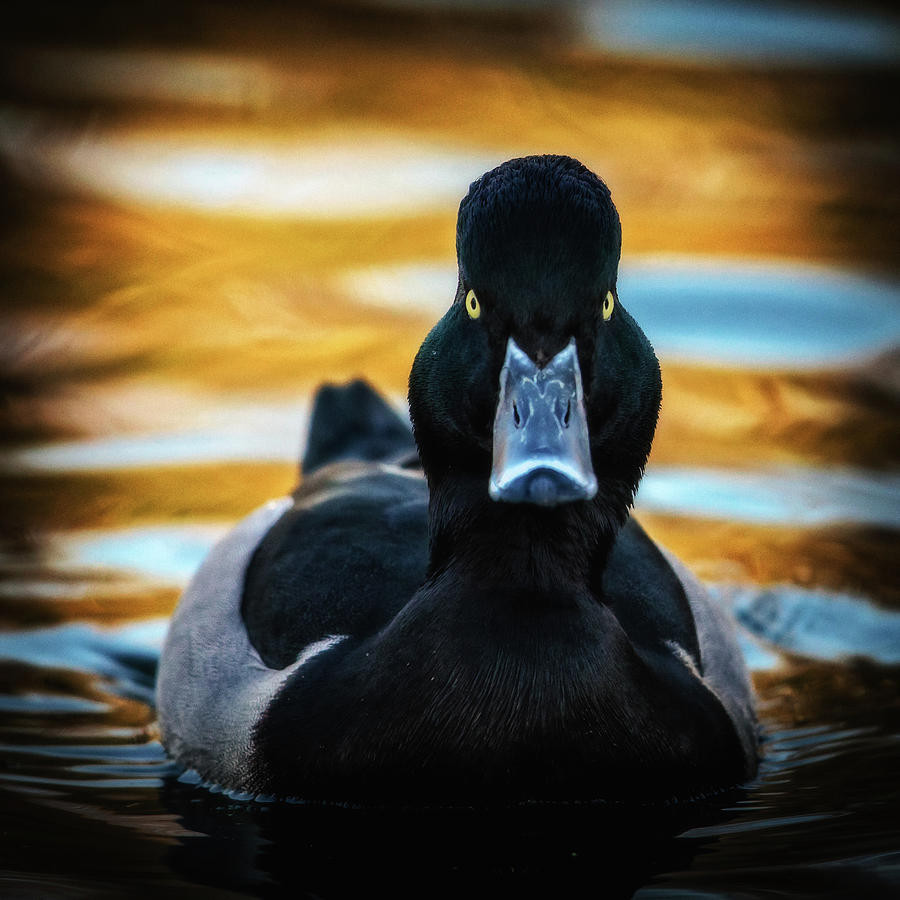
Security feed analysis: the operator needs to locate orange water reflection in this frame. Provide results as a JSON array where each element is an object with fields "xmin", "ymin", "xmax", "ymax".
[
  {"xmin": 1, "ymin": 5, "xmax": 899, "ymax": 897},
  {"xmin": 2, "ymin": 6, "xmax": 898, "ymax": 600}
]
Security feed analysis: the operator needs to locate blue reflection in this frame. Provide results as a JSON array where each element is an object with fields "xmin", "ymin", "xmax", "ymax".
[
  {"xmin": 620, "ymin": 258, "xmax": 900, "ymax": 368},
  {"xmin": 637, "ymin": 465, "xmax": 900, "ymax": 528},
  {"xmin": 4, "ymin": 401, "xmax": 308, "ymax": 472},
  {"xmin": 0, "ymin": 620, "xmax": 166, "ymax": 702},
  {"xmin": 0, "ymin": 694, "xmax": 109, "ymax": 714},
  {"xmin": 730, "ymin": 585, "xmax": 900, "ymax": 664},
  {"xmin": 579, "ymin": 0, "xmax": 900, "ymax": 66},
  {"xmin": 61, "ymin": 526, "xmax": 228, "ymax": 583}
]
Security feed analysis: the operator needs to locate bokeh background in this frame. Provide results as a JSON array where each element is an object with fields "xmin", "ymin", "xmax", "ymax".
[{"xmin": 1, "ymin": 2, "xmax": 899, "ymax": 897}]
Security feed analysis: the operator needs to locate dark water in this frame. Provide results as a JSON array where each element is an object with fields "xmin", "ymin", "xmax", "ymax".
[
  {"xmin": 1, "ymin": 593, "xmax": 899, "ymax": 898},
  {"xmin": 2, "ymin": 2, "xmax": 899, "ymax": 897}
]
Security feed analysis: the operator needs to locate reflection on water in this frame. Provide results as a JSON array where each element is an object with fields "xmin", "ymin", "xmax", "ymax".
[
  {"xmin": 729, "ymin": 584, "xmax": 900, "ymax": 664},
  {"xmin": 6, "ymin": 48, "xmax": 279, "ymax": 108},
  {"xmin": 1, "ymin": 611, "xmax": 897, "ymax": 898},
  {"xmin": 3, "ymin": 397, "xmax": 313, "ymax": 470},
  {"xmin": 1, "ymin": 2, "xmax": 898, "ymax": 898},
  {"xmin": 54, "ymin": 526, "xmax": 230, "ymax": 584},
  {"xmin": 0, "ymin": 113, "xmax": 498, "ymax": 218},
  {"xmin": 580, "ymin": 0, "xmax": 900, "ymax": 65},
  {"xmin": 636, "ymin": 465, "xmax": 900, "ymax": 528},
  {"xmin": 620, "ymin": 259, "xmax": 900, "ymax": 368}
]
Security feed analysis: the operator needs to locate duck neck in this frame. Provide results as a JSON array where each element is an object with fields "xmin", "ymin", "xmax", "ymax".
[{"xmin": 425, "ymin": 473, "xmax": 623, "ymax": 598}]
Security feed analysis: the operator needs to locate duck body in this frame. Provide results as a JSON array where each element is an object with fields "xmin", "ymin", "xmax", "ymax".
[{"xmin": 157, "ymin": 156, "xmax": 758, "ymax": 806}]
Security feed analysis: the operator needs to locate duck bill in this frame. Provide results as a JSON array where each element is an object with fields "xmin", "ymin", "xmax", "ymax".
[{"xmin": 489, "ymin": 337, "xmax": 598, "ymax": 507}]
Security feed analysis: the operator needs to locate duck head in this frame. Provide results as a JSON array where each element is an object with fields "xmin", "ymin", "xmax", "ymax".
[{"xmin": 409, "ymin": 156, "xmax": 661, "ymax": 576}]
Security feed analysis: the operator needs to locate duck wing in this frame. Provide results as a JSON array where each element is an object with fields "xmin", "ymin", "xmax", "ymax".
[
  {"xmin": 603, "ymin": 518, "xmax": 758, "ymax": 772},
  {"xmin": 156, "ymin": 498, "xmax": 300, "ymax": 790},
  {"xmin": 241, "ymin": 465, "xmax": 429, "ymax": 667},
  {"xmin": 241, "ymin": 381, "xmax": 428, "ymax": 668}
]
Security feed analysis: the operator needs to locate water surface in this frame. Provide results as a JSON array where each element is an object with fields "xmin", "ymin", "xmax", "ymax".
[{"xmin": 1, "ymin": 4, "xmax": 898, "ymax": 898}]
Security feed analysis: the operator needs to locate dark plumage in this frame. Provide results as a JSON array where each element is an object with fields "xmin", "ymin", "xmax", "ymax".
[{"xmin": 157, "ymin": 155, "xmax": 758, "ymax": 807}]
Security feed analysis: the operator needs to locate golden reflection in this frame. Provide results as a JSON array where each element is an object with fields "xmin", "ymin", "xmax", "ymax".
[
  {"xmin": 0, "ymin": 577, "xmax": 179, "ymax": 627},
  {"xmin": 1, "ymin": 9, "xmax": 897, "ymax": 637},
  {"xmin": 0, "ymin": 464, "xmax": 295, "ymax": 533},
  {"xmin": 655, "ymin": 361, "xmax": 900, "ymax": 469},
  {"xmin": 639, "ymin": 513, "xmax": 899, "ymax": 608},
  {"xmin": 1, "ymin": 464, "xmax": 896, "ymax": 617},
  {"xmin": 0, "ymin": 660, "xmax": 154, "ymax": 728},
  {"xmin": 753, "ymin": 658, "xmax": 900, "ymax": 727},
  {"xmin": 0, "ymin": 10, "xmax": 897, "ymax": 895},
  {"xmin": 0, "ymin": 117, "xmax": 496, "ymax": 218},
  {"xmin": 8, "ymin": 48, "xmax": 281, "ymax": 109}
]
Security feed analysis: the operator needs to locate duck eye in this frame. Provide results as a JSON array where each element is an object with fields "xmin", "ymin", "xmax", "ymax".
[
  {"xmin": 603, "ymin": 291, "xmax": 615, "ymax": 321},
  {"xmin": 465, "ymin": 289, "xmax": 481, "ymax": 320}
]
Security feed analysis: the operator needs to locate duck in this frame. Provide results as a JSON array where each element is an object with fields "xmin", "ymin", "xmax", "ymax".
[{"xmin": 156, "ymin": 155, "xmax": 758, "ymax": 806}]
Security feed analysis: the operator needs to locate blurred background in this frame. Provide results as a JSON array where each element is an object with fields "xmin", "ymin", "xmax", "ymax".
[{"xmin": 1, "ymin": 1, "xmax": 899, "ymax": 897}]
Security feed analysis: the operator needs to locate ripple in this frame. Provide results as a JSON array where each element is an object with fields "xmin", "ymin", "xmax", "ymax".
[
  {"xmin": 681, "ymin": 810, "xmax": 842, "ymax": 838},
  {"xmin": 0, "ymin": 742, "xmax": 168, "ymax": 762},
  {"xmin": 0, "ymin": 620, "xmax": 166, "ymax": 686},
  {"xmin": 637, "ymin": 465, "xmax": 900, "ymax": 528},
  {"xmin": 5, "ymin": 424, "xmax": 302, "ymax": 472},
  {"xmin": 728, "ymin": 585, "xmax": 900, "ymax": 664},
  {"xmin": 0, "ymin": 772, "xmax": 166, "ymax": 790},
  {"xmin": 0, "ymin": 694, "xmax": 109, "ymax": 714},
  {"xmin": 53, "ymin": 526, "xmax": 228, "ymax": 584},
  {"xmin": 2, "ymin": 395, "xmax": 397, "ymax": 472},
  {"xmin": 620, "ymin": 257, "xmax": 900, "ymax": 368},
  {"xmin": 0, "ymin": 114, "xmax": 497, "ymax": 218},
  {"xmin": 577, "ymin": 0, "xmax": 900, "ymax": 66},
  {"xmin": 7, "ymin": 48, "xmax": 278, "ymax": 108}
]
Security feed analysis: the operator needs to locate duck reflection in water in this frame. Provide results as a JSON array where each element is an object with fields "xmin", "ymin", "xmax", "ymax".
[
  {"xmin": 156, "ymin": 155, "xmax": 759, "ymax": 808},
  {"xmin": 161, "ymin": 773, "xmax": 747, "ymax": 899}
]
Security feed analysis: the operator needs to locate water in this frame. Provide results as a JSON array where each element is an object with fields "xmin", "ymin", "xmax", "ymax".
[
  {"xmin": 578, "ymin": 0, "xmax": 900, "ymax": 66},
  {"xmin": 2, "ymin": 3, "xmax": 898, "ymax": 898},
  {"xmin": 0, "ymin": 113, "xmax": 498, "ymax": 219}
]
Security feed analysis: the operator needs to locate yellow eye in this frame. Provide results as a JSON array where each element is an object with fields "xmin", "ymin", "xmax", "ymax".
[
  {"xmin": 465, "ymin": 289, "xmax": 481, "ymax": 320},
  {"xmin": 603, "ymin": 290, "xmax": 615, "ymax": 321}
]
